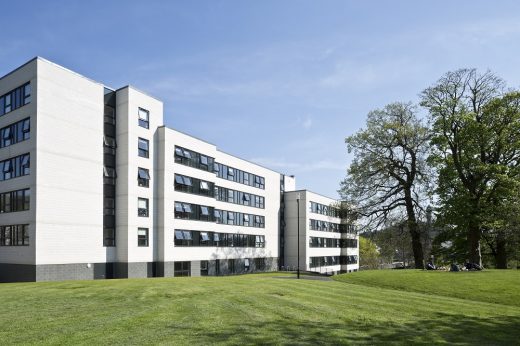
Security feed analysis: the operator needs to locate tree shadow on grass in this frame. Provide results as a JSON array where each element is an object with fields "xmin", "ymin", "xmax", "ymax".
[{"xmin": 168, "ymin": 313, "xmax": 520, "ymax": 345}]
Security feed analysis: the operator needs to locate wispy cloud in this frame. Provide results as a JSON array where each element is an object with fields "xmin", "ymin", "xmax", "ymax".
[
  {"xmin": 301, "ymin": 115, "xmax": 312, "ymax": 129},
  {"xmin": 250, "ymin": 157, "xmax": 345, "ymax": 172}
]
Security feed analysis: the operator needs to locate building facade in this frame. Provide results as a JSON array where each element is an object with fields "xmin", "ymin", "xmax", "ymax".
[
  {"xmin": 0, "ymin": 57, "xmax": 358, "ymax": 282},
  {"xmin": 284, "ymin": 190, "xmax": 359, "ymax": 274}
]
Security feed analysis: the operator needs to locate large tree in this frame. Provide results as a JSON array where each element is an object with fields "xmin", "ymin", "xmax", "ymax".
[
  {"xmin": 340, "ymin": 102, "xmax": 431, "ymax": 269},
  {"xmin": 421, "ymin": 69, "xmax": 520, "ymax": 267}
]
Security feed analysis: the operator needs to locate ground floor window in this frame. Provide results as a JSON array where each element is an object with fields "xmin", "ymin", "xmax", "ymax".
[
  {"xmin": 228, "ymin": 259, "xmax": 236, "ymax": 274},
  {"xmin": 174, "ymin": 261, "xmax": 191, "ymax": 277},
  {"xmin": 255, "ymin": 258, "xmax": 266, "ymax": 271},
  {"xmin": 200, "ymin": 260, "xmax": 208, "ymax": 276}
]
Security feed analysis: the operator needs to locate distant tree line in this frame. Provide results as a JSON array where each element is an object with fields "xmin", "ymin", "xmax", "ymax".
[{"xmin": 341, "ymin": 69, "xmax": 520, "ymax": 269}]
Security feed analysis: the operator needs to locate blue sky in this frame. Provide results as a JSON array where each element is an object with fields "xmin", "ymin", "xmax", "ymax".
[{"xmin": 2, "ymin": 1, "xmax": 520, "ymax": 198}]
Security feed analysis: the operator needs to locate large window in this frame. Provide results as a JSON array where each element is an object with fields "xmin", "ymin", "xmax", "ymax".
[
  {"xmin": 214, "ymin": 209, "xmax": 265, "ymax": 228},
  {"xmin": 0, "ymin": 224, "xmax": 29, "ymax": 246},
  {"xmin": 215, "ymin": 186, "xmax": 264, "ymax": 209},
  {"xmin": 174, "ymin": 145, "xmax": 214, "ymax": 172},
  {"xmin": 173, "ymin": 230, "xmax": 265, "ymax": 248},
  {"xmin": 214, "ymin": 162, "xmax": 265, "ymax": 190},
  {"xmin": 137, "ymin": 228, "xmax": 149, "ymax": 247},
  {"xmin": 174, "ymin": 261, "xmax": 191, "ymax": 277},
  {"xmin": 138, "ymin": 198, "xmax": 149, "ymax": 217},
  {"xmin": 0, "ymin": 188, "xmax": 30, "ymax": 213},
  {"xmin": 0, "ymin": 82, "xmax": 31, "ymax": 117},
  {"xmin": 0, "ymin": 153, "xmax": 30, "ymax": 181},
  {"xmin": 174, "ymin": 202, "xmax": 214, "ymax": 221},
  {"xmin": 174, "ymin": 230, "xmax": 193, "ymax": 246},
  {"xmin": 309, "ymin": 219, "xmax": 356, "ymax": 234},
  {"xmin": 138, "ymin": 137, "xmax": 149, "ymax": 158},
  {"xmin": 0, "ymin": 118, "xmax": 30, "ymax": 148},
  {"xmin": 138, "ymin": 108, "xmax": 149, "ymax": 129},
  {"xmin": 174, "ymin": 174, "xmax": 214, "ymax": 197},
  {"xmin": 309, "ymin": 201, "xmax": 340, "ymax": 217},
  {"xmin": 138, "ymin": 167, "xmax": 150, "ymax": 187},
  {"xmin": 309, "ymin": 237, "xmax": 341, "ymax": 248}
]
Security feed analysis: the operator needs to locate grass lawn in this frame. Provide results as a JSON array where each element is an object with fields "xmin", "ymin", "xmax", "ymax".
[{"xmin": 0, "ymin": 271, "xmax": 518, "ymax": 345}]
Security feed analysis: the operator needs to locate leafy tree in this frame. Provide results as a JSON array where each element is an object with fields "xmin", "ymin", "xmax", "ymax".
[
  {"xmin": 359, "ymin": 236, "xmax": 380, "ymax": 269},
  {"xmin": 340, "ymin": 102, "xmax": 431, "ymax": 269},
  {"xmin": 421, "ymin": 70, "xmax": 520, "ymax": 267}
]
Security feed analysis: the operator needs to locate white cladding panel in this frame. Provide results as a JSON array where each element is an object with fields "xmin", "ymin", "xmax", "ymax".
[{"xmin": 34, "ymin": 59, "xmax": 106, "ymax": 265}]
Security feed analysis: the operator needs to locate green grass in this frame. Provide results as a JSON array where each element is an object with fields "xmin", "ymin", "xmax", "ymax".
[
  {"xmin": 0, "ymin": 271, "xmax": 519, "ymax": 345},
  {"xmin": 333, "ymin": 269, "xmax": 520, "ymax": 307}
]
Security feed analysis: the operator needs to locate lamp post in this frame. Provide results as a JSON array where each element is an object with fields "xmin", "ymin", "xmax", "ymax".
[{"xmin": 297, "ymin": 193, "xmax": 300, "ymax": 279}]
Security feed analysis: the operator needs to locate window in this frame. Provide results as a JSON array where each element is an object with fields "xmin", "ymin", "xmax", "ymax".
[
  {"xmin": 244, "ymin": 258, "xmax": 250, "ymax": 271},
  {"xmin": 200, "ymin": 181, "xmax": 209, "ymax": 190},
  {"xmin": 104, "ymin": 198, "xmax": 115, "ymax": 215},
  {"xmin": 0, "ymin": 224, "xmax": 29, "ymax": 246},
  {"xmin": 103, "ymin": 228, "xmax": 115, "ymax": 247},
  {"xmin": 0, "ymin": 188, "xmax": 30, "ymax": 213},
  {"xmin": 227, "ymin": 168, "xmax": 234, "ymax": 177},
  {"xmin": 243, "ymin": 214, "xmax": 250, "ymax": 226},
  {"xmin": 174, "ymin": 230, "xmax": 193, "ymax": 246},
  {"xmin": 255, "ymin": 258, "xmax": 266, "ymax": 271},
  {"xmin": 0, "ymin": 83, "xmax": 30, "ymax": 117},
  {"xmin": 138, "ymin": 198, "xmax": 149, "ymax": 217},
  {"xmin": 200, "ymin": 260, "xmax": 209, "ymax": 276},
  {"xmin": 138, "ymin": 137, "xmax": 149, "ymax": 158},
  {"xmin": 229, "ymin": 259, "xmax": 236, "ymax": 274},
  {"xmin": 138, "ymin": 167, "xmax": 150, "ymax": 187},
  {"xmin": 243, "ymin": 193, "xmax": 250, "ymax": 205},
  {"xmin": 200, "ymin": 206, "xmax": 209, "ymax": 216},
  {"xmin": 0, "ymin": 154, "xmax": 30, "ymax": 181},
  {"xmin": 255, "ymin": 235, "xmax": 265, "ymax": 248},
  {"xmin": 137, "ymin": 228, "xmax": 149, "ymax": 247},
  {"xmin": 138, "ymin": 108, "xmax": 149, "ymax": 129},
  {"xmin": 227, "ymin": 212, "xmax": 235, "ymax": 225},
  {"xmin": 200, "ymin": 155, "xmax": 208, "ymax": 167},
  {"xmin": 174, "ymin": 261, "xmax": 191, "ymax": 277}
]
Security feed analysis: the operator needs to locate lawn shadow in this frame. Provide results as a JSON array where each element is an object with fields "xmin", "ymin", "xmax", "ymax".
[{"xmin": 169, "ymin": 312, "xmax": 520, "ymax": 345}]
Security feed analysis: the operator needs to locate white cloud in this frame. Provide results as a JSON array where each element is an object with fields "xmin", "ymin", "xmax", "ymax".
[
  {"xmin": 302, "ymin": 115, "xmax": 312, "ymax": 129},
  {"xmin": 250, "ymin": 157, "xmax": 345, "ymax": 173}
]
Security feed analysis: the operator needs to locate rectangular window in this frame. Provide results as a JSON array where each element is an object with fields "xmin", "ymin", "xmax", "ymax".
[
  {"xmin": 137, "ymin": 228, "xmax": 149, "ymax": 247},
  {"xmin": 0, "ymin": 154, "xmax": 30, "ymax": 182},
  {"xmin": 103, "ymin": 228, "xmax": 116, "ymax": 247},
  {"xmin": 174, "ymin": 261, "xmax": 191, "ymax": 277},
  {"xmin": 138, "ymin": 137, "xmax": 149, "ymax": 158},
  {"xmin": 137, "ymin": 167, "xmax": 150, "ymax": 187},
  {"xmin": 138, "ymin": 108, "xmax": 149, "ymax": 129},
  {"xmin": 0, "ymin": 83, "xmax": 30, "ymax": 117},
  {"xmin": 0, "ymin": 224, "xmax": 29, "ymax": 246},
  {"xmin": 0, "ymin": 188, "xmax": 30, "ymax": 213},
  {"xmin": 255, "ymin": 258, "xmax": 266, "ymax": 271},
  {"xmin": 200, "ymin": 260, "xmax": 209, "ymax": 276},
  {"xmin": 138, "ymin": 198, "xmax": 149, "ymax": 217}
]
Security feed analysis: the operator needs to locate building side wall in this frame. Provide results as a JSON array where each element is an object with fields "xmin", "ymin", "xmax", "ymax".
[{"xmin": 0, "ymin": 60, "xmax": 37, "ymax": 266}]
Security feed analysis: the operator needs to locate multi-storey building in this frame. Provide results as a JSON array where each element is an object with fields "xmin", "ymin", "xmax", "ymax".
[
  {"xmin": 284, "ymin": 190, "xmax": 359, "ymax": 274},
  {"xmin": 0, "ymin": 57, "xmax": 358, "ymax": 282}
]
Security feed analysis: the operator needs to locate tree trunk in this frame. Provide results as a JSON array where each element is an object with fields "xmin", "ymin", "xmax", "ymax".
[
  {"xmin": 404, "ymin": 189, "xmax": 424, "ymax": 269},
  {"xmin": 467, "ymin": 222, "xmax": 482, "ymax": 267},
  {"xmin": 496, "ymin": 231, "xmax": 508, "ymax": 269}
]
